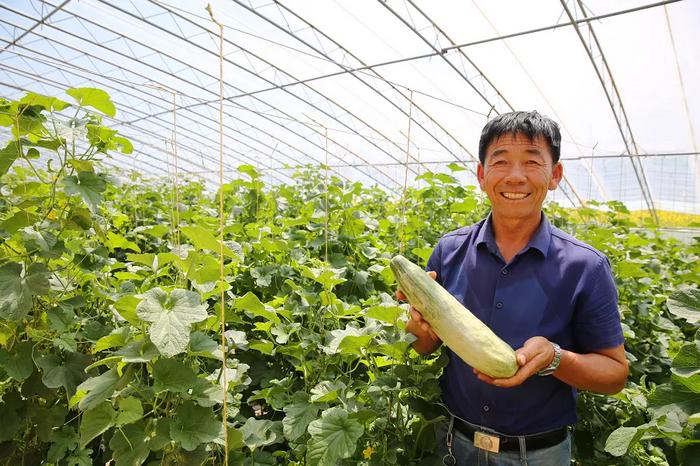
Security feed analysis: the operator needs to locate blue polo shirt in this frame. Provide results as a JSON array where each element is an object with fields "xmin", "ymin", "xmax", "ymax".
[{"xmin": 427, "ymin": 213, "xmax": 624, "ymax": 435}]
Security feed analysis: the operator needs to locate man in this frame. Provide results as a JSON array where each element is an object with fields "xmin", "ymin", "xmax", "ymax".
[{"xmin": 401, "ymin": 111, "xmax": 628, "ymax": 465}]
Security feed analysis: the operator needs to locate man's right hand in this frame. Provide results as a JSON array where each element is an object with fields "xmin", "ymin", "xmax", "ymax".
[{"xmin": 397, "ymin": 271, "xmax": 442, "ymax": 355}]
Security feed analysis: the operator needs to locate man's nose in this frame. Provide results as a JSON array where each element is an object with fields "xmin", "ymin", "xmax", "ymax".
[{"xmin": 504, "ymin": 163, "xmax": 527, "ymax": 182}]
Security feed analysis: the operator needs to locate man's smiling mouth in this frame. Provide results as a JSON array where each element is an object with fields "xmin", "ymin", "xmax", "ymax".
[{"xmin": 501, "ymin": 192, "xmax": 530, "ymax": 200}]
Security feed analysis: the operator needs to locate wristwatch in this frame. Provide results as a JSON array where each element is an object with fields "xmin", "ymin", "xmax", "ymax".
[{"xmin": 537, "ymin": 342, "xmax": 561, "ymax": 376}]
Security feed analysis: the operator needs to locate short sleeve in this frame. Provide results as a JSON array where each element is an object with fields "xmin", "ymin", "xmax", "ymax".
[
  {"xmin": 573, "ymin": 256, "xmax": 625, "ymax": 352},
  {"xmin": 426, "ymin": 241, "xmax": 443, "ymax": 285}
]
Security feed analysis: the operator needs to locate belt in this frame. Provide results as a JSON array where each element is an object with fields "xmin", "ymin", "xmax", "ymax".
[{"xmin": 453, "ymin": 418, "xmax": 568, "ymax": 452}]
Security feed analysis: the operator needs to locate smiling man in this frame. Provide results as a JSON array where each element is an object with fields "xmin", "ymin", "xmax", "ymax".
[{"xmin": 402, "ymin": 111, "xmax": 628, "ymax": 466}]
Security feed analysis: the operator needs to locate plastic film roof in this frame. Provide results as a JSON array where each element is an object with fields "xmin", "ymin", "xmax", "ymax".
[{"xmin": 0, "ymin": 0, "xmax": 698, "ymax": 215}]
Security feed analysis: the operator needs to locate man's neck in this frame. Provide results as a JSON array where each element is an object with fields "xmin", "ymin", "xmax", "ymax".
[{"xmin": 490, "ymin": 212, "xmax": 542, "ymax": 262}]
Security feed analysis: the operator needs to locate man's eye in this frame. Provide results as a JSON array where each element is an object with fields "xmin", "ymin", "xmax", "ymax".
[{"xmin": 526, "ymin": 160, "xmax": 541, "ymax": 165}]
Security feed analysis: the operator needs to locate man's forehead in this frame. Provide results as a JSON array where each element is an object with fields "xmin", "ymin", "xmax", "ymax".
[{"xmin": 486, "ymin": 133, "xmax": 548, "ymax": 152}]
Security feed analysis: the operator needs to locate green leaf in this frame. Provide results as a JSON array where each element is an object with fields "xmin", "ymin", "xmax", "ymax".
[
  {"xmin": 136, "ymin": 288, "xmax": 208, "ymax": 357},
  {"xmin": 283, "ymin": 402, "xmax": 319, "ymax": 441},
  {"xmin": 109, "ymin": 421, "xmax": 151, "ymax": 466},
  {"xmin": 0, "ymin": 262, "xmax": 50, "ymax": 321},
  {"xmin": 112, "ymin": 135, "xmax": 133, "ymax": 154},
  {"xmin": 672, "ymin": 342, "xmax": 700, "ymax": 377},
  {"xmin": 604, "ymin": 426, "xmax": 646, "ymax": 457},
  {"xmin": 36, "ymin": 352, "xmax": 91, "ymax": 396},
  {"xmin": 152, "ymin": 358, "xmax": 199, "ymax": 393},
  {"xmin": 48, "ymin": 426, "xmax": 79, "ymax": 463},
  {"xmin": 66, "ymin": 87, "xmax": 116, "ymax": 117},
  {"xmin": 234, "ymin": 292, "xmax": 280, "ymax": 324},
  {"xmin": 76, "ymin": 367, "xmax": 121, "ymax": 411},
  {"xmin": 79, "ymin": 402, "xmax": 116, "ymax": 447},
  {"xmin": 115, "ymin": 397, "xmax": 143, "ymax": 426},
  {"xmin": 105, "ymin": 232, "xmax": 141, "ymax": 253},
  {"xmin": 300, "ymin": 265, "xmax": 346, "ymax": 289},
  {"xmin": 306, "ymin": 407, "xmax": 364, "ymax": 466},
  {"xmin": 64, "ymin": 172, "xmax": 107, "ymax": 214},
  {"xmin": 20, "ymin": 92, "xmax": 70, "ymax": 111},
  {"xmin": 322, "ymin": 326, "xmax": 372, "ymax": 355},
  {"xmin": 0, "ymin": 393, "xmax": 23, "ymax": 441},
  {"xmin": 67, "ymin": 159, "xmax": 94, "ymax": 172},
  {"xmin": 667, "ymin": 287, "xmax": 700, "ymax": 324},
  {"xmin": 169, "ymin": 401, "xmax": 221, "ymax": 451},
  {"xmin": 0, "ymin": 341, "xmax": 34, "ymax": 381},
  {"xmin": 649, "ymin": 378, "xmax": 700, "ymax": 417},
  {"xmin": 65, "ymin": 448, "xmax": 94, "ymax": 466},
  {"xmin": 94, "ymin": 328, "xmax": 129, "ymax": 352},
  {"xmin": 310, "ymin": 380, "xmax": 345, "ymax": 403},
  {"xmin": 0, "ymin": 141, "xmax": 21, "ymax": 176},
  {"xmin": 180, "ymin": 225, "xmax": 237, "ymax": 259},
  {"xmin": 447, "ymin": 162, "xmax": 466, "ymax": 172},
  {"xmin": 450, "ymin": 198, "xmax": 477, "ymax": 213},
  {"xmin": 240, "ymin": 418, "xmax": 278, "ymax": 451},
  {"xmin": 115, "ymin": 340, "xmax": 159, "ymax": 363},
  {"xmin": 2, "ymin": 210, "xmax": 39, "ymax": 233},
  {"xmin": 364, "ymin": 304, "xmax": 403, "ymax": 324}
]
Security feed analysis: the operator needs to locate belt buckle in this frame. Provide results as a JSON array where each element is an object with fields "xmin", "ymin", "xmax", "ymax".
[{"xmin": 474, "ymin": 431, "xmax": 500, "ymax": 453}]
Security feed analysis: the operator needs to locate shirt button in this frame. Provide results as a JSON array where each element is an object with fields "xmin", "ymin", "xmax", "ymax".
[
  {"xmin": 501, "ymin": 269, "xmax": 508, "ymax": 275},
  {"xmin": 483, "ymin": 405, "xmax": 490, "ymax": 412},
  {"xmin": 496, "ymin": 302, "xmax": 503, "ymax": 309}
]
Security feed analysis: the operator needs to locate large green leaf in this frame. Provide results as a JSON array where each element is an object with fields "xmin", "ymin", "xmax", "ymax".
[
  {"xmin": 0, "ymin": 341, "xmax": 34, "ymax": 381},
  {"xmin": 136, "ymin": 288, "xmax": 208, "ymax": 357},
  {"xmin": 649, "ymin": 377, "xmax": 700, "ymax": 417},
  {"xmin": 20, "ymin": 92, "xmax": 70, "ymax": 111},
  {"xmin": 0, "ymin": 140, "xmax": 22, "ymax": 176},
  {"xmin": 234, "ymin": 292, "xmax": 280, "ymax": 324},
  {"xmin": 604, "ymin": 425, "xmax": 648, "ymax": 457},
  {"xmin": 169, "ymin": 401, "xmax": 221, "ymax": 451},
  {"xmin": 180, "ymin": 225, "xmax": 238, "ymax": 259},
  {"xmin": 306, "ymin": 407, "xmax": 363, "ymax": 466},
  {"xmin": 109, "ymin": 421, "xmax": 151, "ymax": 466},
  {"xmin": 79, "ymin": 401, "xmax": 116, "ymax": 447},
  {"xmin": 0, "ymin": 392, "xmax": 23, "ymax": 442},
  {"xmin": 66, "ymin": 87, "xmax": 116, "ymax": 117},
  {"xmin": 240, "ymin": 418, "xmax": 278, "ymax": 451},
  {"xmin": 667, "ymin": 287, "xmax": 700, "ymax": 324},
  {"xmin": 0, "ymin": 262, "xmax": 50, "ymax": 321},
  {"xmin": 115, "ymin": 397, "xmax": 143, "ymax": 426},
  {"xmin": 63, "ymin": 172, "xmax": 107, "ymax": 213},
  {"xmin": 152, "ymin": 358, "xmax": 199, "ymax": 393},
  {"xmin": 75, "ymin": 367, "xmax": 121, "ymax": 411},
  {"xmin": 283, "ymin": 401, "xmax": 319, "ymax": 441},
  {"xmin": 673, "ymin": 342, "xmax": 700, "ymax": 378},
  {"xmin": 36, "ymin": 352, "xmax": 91, "ymax": 396}
]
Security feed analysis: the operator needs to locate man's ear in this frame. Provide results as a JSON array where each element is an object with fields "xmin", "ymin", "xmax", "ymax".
[
  {"xmin": 477, "ymin": 163, "xmax": 486, "ymax": 190},
  {"xmin": 549, "ymin": 162, "xmax": 563, "ymax": 190}
]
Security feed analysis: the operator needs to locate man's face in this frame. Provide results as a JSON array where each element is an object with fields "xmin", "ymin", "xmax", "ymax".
[{"xmin": 477, "ymin": 133, "xmax": 563, "ymax": 222}]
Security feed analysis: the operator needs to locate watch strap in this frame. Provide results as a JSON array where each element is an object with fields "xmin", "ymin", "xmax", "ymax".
[{"xmin": 537, "ymin": 342, "xmax": 561, "ymax": 376}]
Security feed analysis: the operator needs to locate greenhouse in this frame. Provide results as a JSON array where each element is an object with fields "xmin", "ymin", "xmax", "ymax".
[{"xmin": 0, "ymin": 0, "xmax": 698, "ymax": 465}]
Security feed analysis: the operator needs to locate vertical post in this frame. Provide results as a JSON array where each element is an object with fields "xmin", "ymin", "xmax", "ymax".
[
  {"xmin": 399, "ymin": 90, "xmax": 414, "ymax": 255},
  {"xmin": 206, "ymin": 4, "xmax": 229, "ymax": 462}
]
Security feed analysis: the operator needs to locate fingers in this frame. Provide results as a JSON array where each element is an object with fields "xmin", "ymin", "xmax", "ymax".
[
  {"xmin": 475, "ymin": 337, "xmax": 555, "ymax": 388},
  {"xmin": 395, "ymin": 271, "xmax": 435, "ymax": 302}
]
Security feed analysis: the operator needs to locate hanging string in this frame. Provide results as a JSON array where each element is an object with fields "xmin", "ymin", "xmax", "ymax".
[
  {"xmin": 172, "ymin": 91, "xmax": 181, "ymax": 256},
  {"xmin": 324, "ymin": 126, "xmax": 329, "ymax": 263},
  {"xmin": 399, "ymin": 90, "xmax": 414, "ymax": 255},
  {"xmin": 206, "ymin": 4, "xmax": 229, "ymax": 462}
]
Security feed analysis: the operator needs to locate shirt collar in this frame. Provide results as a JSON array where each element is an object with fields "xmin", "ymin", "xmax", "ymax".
[{"xmin": 475, "ymin": 212, "xmax": 552, "ymax": 258}]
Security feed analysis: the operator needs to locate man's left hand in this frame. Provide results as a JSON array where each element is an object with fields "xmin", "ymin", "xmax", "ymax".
[{"xmin": 474, "ymin": 336, "xmax": 554, "ymax": 388}]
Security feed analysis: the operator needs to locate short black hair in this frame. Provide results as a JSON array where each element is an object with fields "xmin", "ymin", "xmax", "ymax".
[{"xmin": 478, "ymin": 111, "xmax": 561, "ymax": 165}]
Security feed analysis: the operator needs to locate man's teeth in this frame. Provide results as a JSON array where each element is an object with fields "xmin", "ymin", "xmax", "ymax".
[{"xmin": 502, "ymin": 192, "xmax": 528, "ymax": 200}]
